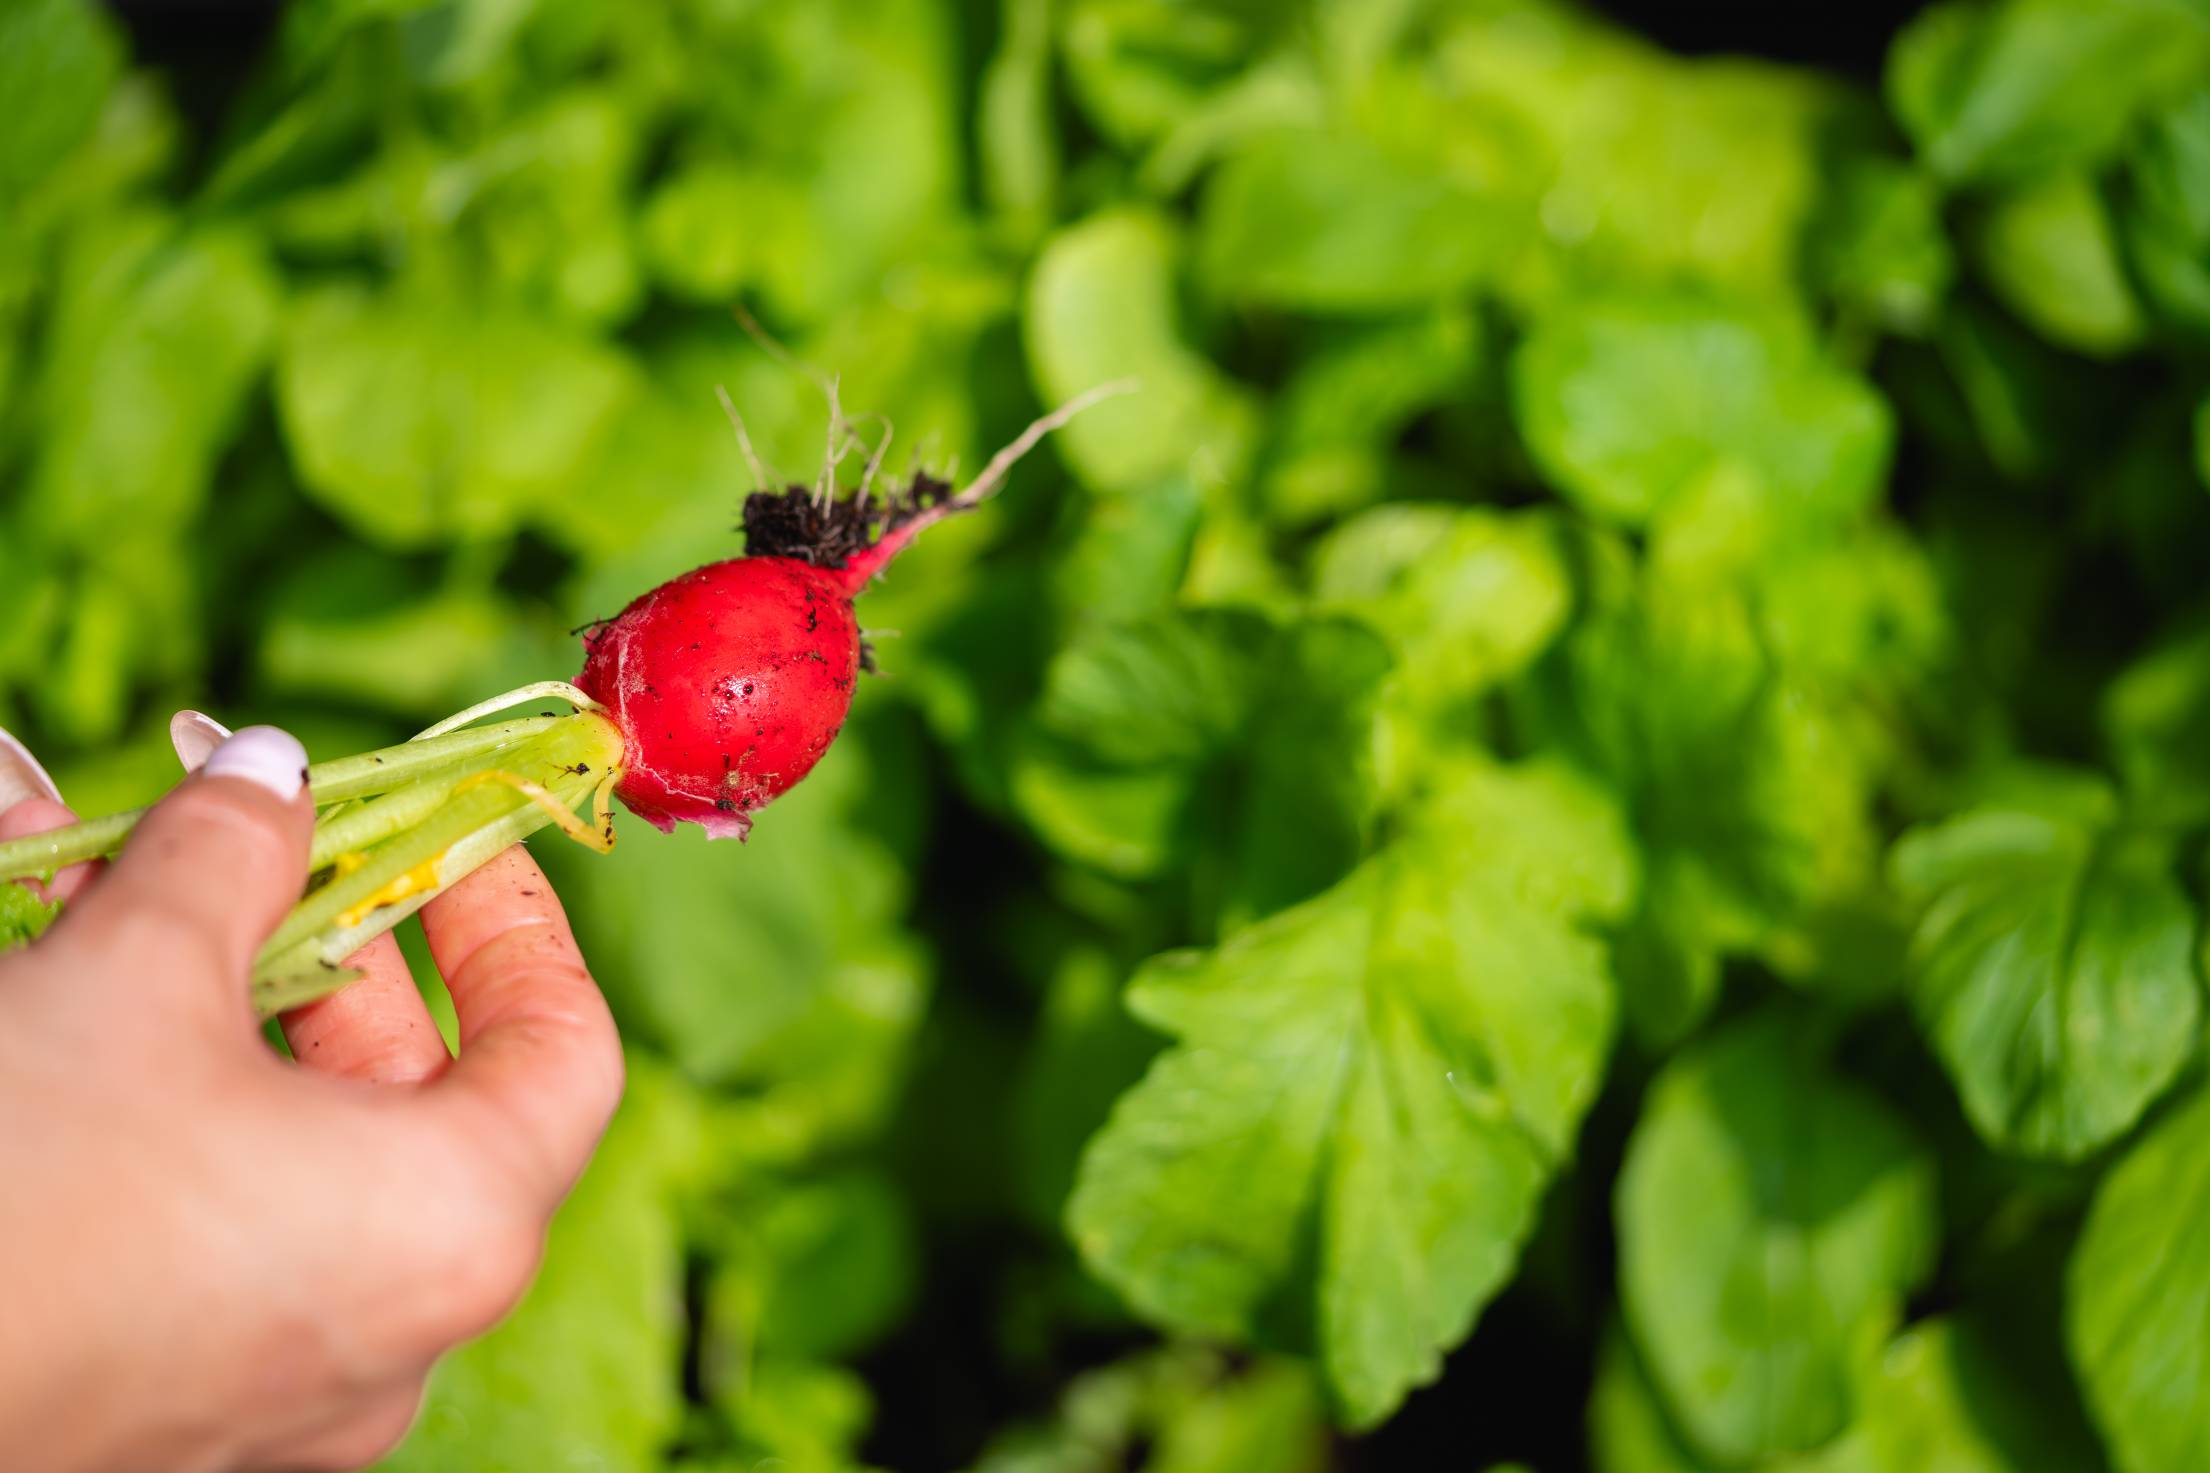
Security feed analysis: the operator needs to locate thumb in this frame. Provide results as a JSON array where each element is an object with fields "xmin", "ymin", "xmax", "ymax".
[{"xmin": 57, "ymin": 726, "xmax": 314, "ymax": 1005}]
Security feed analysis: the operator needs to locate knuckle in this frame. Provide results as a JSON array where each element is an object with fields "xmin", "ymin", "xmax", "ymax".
[
  {"xmin": 488, "ymin": 1017, "xmax": 624, "ymax": 1185},
  {"xmin": 441, "ymin": 1217, "xmax": 546, "ymax": 1340},
  {"xmin": 286, "ymin": 1388, "xmax": 426, "ymax": 1472},
  {"xmin": 590, "ymin": 1030, "xmax": 628, "ymax": 1114},
  {"xmin": 404, "ymin": 1157, "xmax": 548, "ymax": 1342},
  {"xmin": 520, "ymin": 998, "xmax": 625, "ymax": 1119},
  {"xmin": 486, "ymin": 1220, "xmax": 549, "ymax": 1313}
]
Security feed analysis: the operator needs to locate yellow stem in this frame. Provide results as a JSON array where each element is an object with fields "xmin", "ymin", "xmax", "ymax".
[{"xmin": 453, "ymin": 768, "xmax": 619, "ymax": 854}]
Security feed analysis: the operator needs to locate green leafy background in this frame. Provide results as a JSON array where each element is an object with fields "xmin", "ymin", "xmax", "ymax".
[{"xmin": 7, "ymin": 0, "xmax": 2210, "ymax": 1467}]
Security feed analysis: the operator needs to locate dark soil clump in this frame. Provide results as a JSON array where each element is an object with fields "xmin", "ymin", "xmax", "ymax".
[{"xmin": 742, "ymin": 473, "xmax": 956, "ymax": 568}]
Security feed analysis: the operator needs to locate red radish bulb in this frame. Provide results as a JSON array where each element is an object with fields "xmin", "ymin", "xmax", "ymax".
[
  {"xmin": 574, "ymin": 474, "xmax": 952, "ymax": 840},
  {"xmin": 576, "ymin": 381, "xmax": 1131, "ymax": 840},
  {"xmin": 576, "ymin": 555, "xmax": 860, "ymax": 839}
]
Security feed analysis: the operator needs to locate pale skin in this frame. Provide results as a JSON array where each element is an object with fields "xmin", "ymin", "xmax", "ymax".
[{"xmin": 0, "ymin": 729, "xmax": 624, "ymax": 1472}]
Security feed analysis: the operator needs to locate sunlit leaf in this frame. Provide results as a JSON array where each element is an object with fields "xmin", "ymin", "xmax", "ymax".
[{"xmin": 1617, "ymin": 1014, "xmax": 1938, "ymax": 1463}]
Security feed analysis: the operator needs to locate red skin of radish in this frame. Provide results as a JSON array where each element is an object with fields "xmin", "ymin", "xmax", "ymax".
[
  {"xmin": 572, "ymin": 462, "xmax": 980, "ymax": 838},
  {"xmin": 573, "ymin": 383, "xmax": 1123, "ymax": 838},
  {"xmin": 576, "ymin": 555, "xmax": 871, "ymax": 840}
]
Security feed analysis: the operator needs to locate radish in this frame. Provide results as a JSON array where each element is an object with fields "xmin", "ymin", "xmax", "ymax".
[
  {"xmin": 577, "ymin": 552, "xmax": 864, "ymax": 840},
  {"xmin": 0, "ymin": 380, "xmax": 1130, "ymax": 1011},
  {"xmin": 579, "ymin": 377, "xmax": 1127, "ymax": 839},
  {"xmin": 572, "ymin": 472, "xmax": 944, "ymax": 841}
]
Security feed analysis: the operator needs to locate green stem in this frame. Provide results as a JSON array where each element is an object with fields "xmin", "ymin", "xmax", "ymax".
[
  {"xmin": 0, "ymin": 717, "xmax": 567, "ymax": 882},
  {"xmin": 254, "ymin": 780, "xmax": 594, "ymax": 1015},
  {"xmin": 0, "ymin": 808, "xmax": 145, "ymax": 881},
  {"xmin": 1, "ymin": 684, "xmax": 627, "ymax": 1016},
  {"xmin": 308, "ymin": 716, "xmax": 572, "ymax": 802},
  {"xmin": 253, "ymin": 780, "xmax": 590, "ymax": 1015},
  {"xmin": 251, "ymin": 713, "xmax": 625, "ymax": 1015},
  {"xmin": 308, "ymin": 775, "xmax": 468, "ymax": 873},
  {"xmin": 408, "ymin": 681, "xmax": 605, "ymax": 741}
]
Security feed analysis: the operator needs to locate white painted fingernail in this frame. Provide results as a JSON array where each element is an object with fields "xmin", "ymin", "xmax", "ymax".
[
  {"xmin": 170, "ymin": 710, "xmax": 234, "ymax": 773},
  {"xmin": 0, "ymin": 724, "xmax": 62, "ymax": 809},
  {"xmin": 202, "ymin": 726, "xmax": 309, "ymax": 802}
]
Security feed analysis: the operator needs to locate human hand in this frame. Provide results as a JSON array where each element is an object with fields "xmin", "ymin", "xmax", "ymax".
[{"xmin": 0, "ymin": 718, "xmax": 624, "ymax": 1473}]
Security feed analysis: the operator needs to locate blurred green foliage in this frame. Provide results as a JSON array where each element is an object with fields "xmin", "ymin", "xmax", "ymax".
[{"xmin": 10, "ymin": 0, "xmax": 2210, "ymax": 1468}]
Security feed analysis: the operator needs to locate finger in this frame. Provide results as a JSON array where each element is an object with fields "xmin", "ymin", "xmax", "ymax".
[
  {"xmin": 280, "ymin": 933, "xmax": 449, "ymax": 1085},
  {"xmin": 0, "ymin": 797, "xmax": 102, "ymax": 904},
  {"xmin": 54, "ymin": 726, "xmax": 313, "ymax": 1007},
  {"xmin": 0, "ymin": 727, "xmax": 101, "ymax": 903},
  {"xmin": 245, "ymin": 1378, "xmax": 426, "ymax": 1473},
  {"xmin": 417, "ymin": 847, "xmax": 623, "ymax": 1214}
]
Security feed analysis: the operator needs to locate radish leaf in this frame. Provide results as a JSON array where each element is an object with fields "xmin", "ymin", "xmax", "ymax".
[
  {"xmin": 1894, "ymin": 783, "xmax": 2202, "ymax": 1159},
  {"xmin": 2070, "ymin": 1083, "xmax": 2210, "ymax": 1473},
  {"xmin": 1617, "ymin": 1014, "xmax": 1938, "ymax": 1463},
  {"xmin": 1069, "ymin": 758, "xmax": 1631, "ymax": 1427},
  {"xmin": 0, "ymin": 885, "xmax": 59, "ymax": 951},
  {"xmin": 1513, "ymin": 296, "xmax": 1891, "ymax": 541}
]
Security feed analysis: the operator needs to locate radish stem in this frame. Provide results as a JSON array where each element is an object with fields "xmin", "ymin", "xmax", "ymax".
[
  {"xmin": 260, "ymin": 714, "xmax": 623, "ymax": 963},
  {"xmin": 307, "ymin": 775, "xmax": 470, "ymax": 872},
  {"xmin": 311, "ymin": 716, "xmax": 572, "ymax": 802},
  {"xmin": 1, "ymin": 704, "xmax": 625, "ymax": 1022},
  {"xmin": 0, "ymin": 809, "xmax": 143, "ymax": 882},
  {"xmin": 409, "ymin": 682, "xmax": 606, "ymax": 741},
  {"xmin": 452, "ymin": 768, "xmax": 618, "ymax": 853},
  {"xmin": 249, "ymin": 714, "xmax": 625, "ymax": 1012},
  {"xmin": 252, "ymin": 777, "xmax": 605, "ymax": 1014},
  {"xmin": 0, "ymin": 717, "xmax": 572, "ymax": 883}
]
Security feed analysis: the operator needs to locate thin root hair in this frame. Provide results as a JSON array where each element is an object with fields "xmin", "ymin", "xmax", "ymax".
[
  {"xmin": 953, "ymin": 378, "xmax": 1140, "ymax": 510},
  {"xmin": 818, "ymin": 372, "xmax": 845, "ymax": 510},
  {"xmin": 713, "ymin": 384, "xmax": 778, "ymax": 492},
  {"xmin": 734, "ymin": 303, "xmax": 831, "ymax": 391},
  {"xmin": 852, "ymin": 412, "xmax": 896, "ymax": 506},
  {"xmin": 732, "ymin": 304, "xmax": 855, "ymax": 510}
]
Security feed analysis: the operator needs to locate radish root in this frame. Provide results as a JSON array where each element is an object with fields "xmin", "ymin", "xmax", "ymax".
[
  {"xmin": 715, "ymin": 384, "xmax": 779, "ymax": 492},
  {"xmin": 955, "ymin": 378, "xmax": 1140, "ymax": 508}
]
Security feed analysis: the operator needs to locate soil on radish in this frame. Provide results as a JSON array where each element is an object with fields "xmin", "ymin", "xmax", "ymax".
[{"xmin": 739, "ymin": 472, "xmax": 955, "ymax": 568}]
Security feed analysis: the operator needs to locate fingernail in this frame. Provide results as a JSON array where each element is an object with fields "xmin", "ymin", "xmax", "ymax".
[
  {"xmin": 202, "ymin": 726, "xmax": 309, "ymax": 802},
  {"xmin": 0, "ymin": 724, "xmax": 62, "ymax": 809},
  {"xmin": 170, "ymin": 710, "xmax": 234, "ymax": 773}
]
